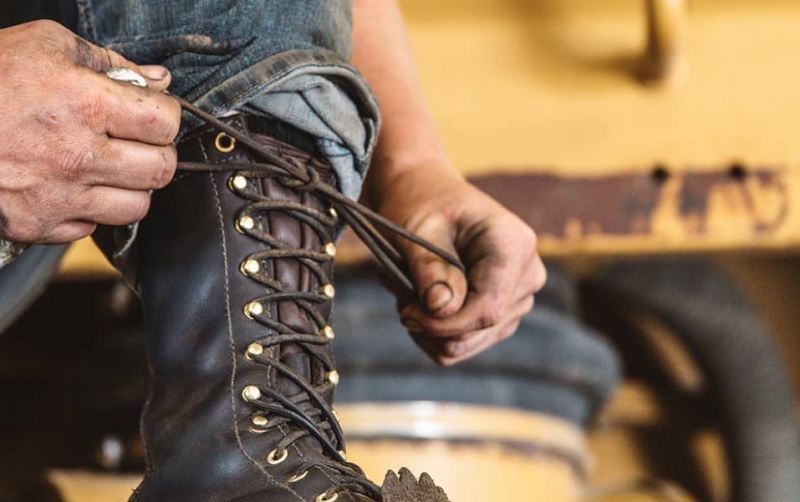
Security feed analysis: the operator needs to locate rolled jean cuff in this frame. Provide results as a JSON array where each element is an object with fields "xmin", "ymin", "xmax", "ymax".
[
  {"xmin": 94, "ymin": 49, "xmax": 380, "ymax": 284},
  {"xmin": 182, "ymin": 48, "xmax": 380, "ymax": 201}
]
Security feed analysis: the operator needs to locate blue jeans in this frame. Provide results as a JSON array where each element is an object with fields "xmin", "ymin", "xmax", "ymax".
[
  {"xmin": 331, "ymin": 264, "xmax": 620, "ymax": 427},
  {"xmin": 75, "ymin": 0, "xmax": 379, "ymax": 200},
  {"xmin": 4, "ymin": 1, "xmax": 621, "ymax": 428}
]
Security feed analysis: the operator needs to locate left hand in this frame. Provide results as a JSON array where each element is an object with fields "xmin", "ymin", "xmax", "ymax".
[{"xmin": 367, "ymin": 165, "xmax": 547, "ymax": 365}]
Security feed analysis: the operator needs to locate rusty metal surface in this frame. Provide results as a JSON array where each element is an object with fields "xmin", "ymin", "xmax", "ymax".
[
  {"xmin": 472, "ymin": 167, "xmax": 788, "ymax": 239},
  {"xmin": 59, "ymin": 165, "xmax": 797, "ymax": 272},
  {"xmin": 337, "ymin": 166, "xmax": 794, "ymax": 261}
]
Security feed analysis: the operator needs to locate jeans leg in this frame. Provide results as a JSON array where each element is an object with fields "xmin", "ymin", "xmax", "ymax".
[{"xmin": 75, "ymin": 0, "xmax": 379, "ymax": 200}]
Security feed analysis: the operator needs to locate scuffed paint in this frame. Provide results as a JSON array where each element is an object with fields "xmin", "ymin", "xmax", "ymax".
[{"xmin": 470, "ymin": 168, "xmax": 788, "ymax": 240}]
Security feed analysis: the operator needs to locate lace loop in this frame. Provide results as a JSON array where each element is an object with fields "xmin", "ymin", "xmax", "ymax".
[
  {"xmin": 173, "ymin": 100, "xmax": 413, "ymax": 501},
  {"xmin": 277, "ymin": 161, "xmax": 322, "ymax": 193},
  {"xmin": 174, "ymin": 95, "xmax": 466, "ymax": 294}
]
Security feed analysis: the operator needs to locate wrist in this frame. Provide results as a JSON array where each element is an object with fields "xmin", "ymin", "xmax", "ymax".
[{"xmin": 361, "ymin": 152, "xmax": 461, "ymax": 209}]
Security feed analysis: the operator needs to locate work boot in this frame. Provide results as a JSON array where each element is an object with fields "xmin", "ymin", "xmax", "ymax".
[{"xmin": 126, "ymin": 107, "xmax": 451, "ymax": 502}]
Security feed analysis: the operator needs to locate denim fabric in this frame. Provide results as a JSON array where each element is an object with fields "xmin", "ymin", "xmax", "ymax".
[
  {"xmin": 75, "ymin": 0, "xmax": 379, "ymax": 200},
  {"xmin": 330, "ymin": 264, "xmax": 621, "ymax": 426}
]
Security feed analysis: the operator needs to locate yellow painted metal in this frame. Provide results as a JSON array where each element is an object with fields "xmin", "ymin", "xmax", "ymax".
[
  {"xmin": 400, "ymin": 0, "xmax": 800, "ymax": 176},
  {"xmin": 338, "ymin": 402, "xmax": 585, "ymax": 502},
  {"xmin": 59, "ymin": 1, "xmax": 800, "ymax": 266}
]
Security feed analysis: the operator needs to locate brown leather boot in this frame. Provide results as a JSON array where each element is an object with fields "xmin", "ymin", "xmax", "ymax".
[{"xmin": 127, "ymin": 108, "xmax": 450, "ymax": 502}]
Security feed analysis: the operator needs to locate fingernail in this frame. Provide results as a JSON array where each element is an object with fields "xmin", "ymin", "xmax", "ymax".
[
  {"xmin": 139, "ymin": 65, "xmax": 169, "ymax": 81},
  {"xmin": 425, "ymin": 282, "xmax": 453, "ymax": 312},
  {"xmin": 401, "ymin": 318, "xmax": 424, "ymax": 334}
]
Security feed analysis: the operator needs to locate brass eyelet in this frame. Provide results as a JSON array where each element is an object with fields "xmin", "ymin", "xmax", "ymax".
[
  {"xmin": 249, "ymin": 415, "xmax": 269, "ymax": 433},
  {"xmin": 320, "ymin": 284, "xmax": 335, "ymax": 299},
  {"xmin": 236, "ymin": 215, "xmax": 255, "ymax": 233},
  {"xmin": 245, "ymin": 343, "xmax": 263, "ymax": 360},
  {"xmin": 288, "ymin": 470, "xmax": 309, "ymax": 483},
  {"xmin": 267, "ymin": 448, "xmax": 289, "ymax": 465},
  {"xmin": 322, "ymin": 325, "xmax": 335, "ymax": 340},
  {"xmin": 326, "ymin": 370, "xmax": 339, "ymax": 385},
  {"xmin": 215, "ymin": 132, "xmax": 236, "ymax": 153},
  {"xmin": 323, "ymin": 242, "xmax": 337, "ymax": 258},
  {"xmin": 241, "ymin": 259, "xmax": 260, "ymax": 276},
  {"xmin": 245, "ymin": 301, "xmax": 263, "ymax": 319},
  {"xmin": 229, "ymin": 175, "xmax": 248, "ymax": 191},
  {"xmin": 328, "ymin": 206, "xmax": 338, "ymax": 219},
  {"xmin": 242, "ymin": 385, "xmax": 262, "ymax": 402},
  {"xmin": 316, "ymin": 491, "xmax": 339, "ymax": 502}
]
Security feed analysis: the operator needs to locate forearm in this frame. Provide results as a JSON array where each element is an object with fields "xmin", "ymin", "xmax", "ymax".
[
  {"xmin": 351, "ymin": 0, "xmax": 546, "ymax": 365},
  {"xmin": 351, "ymin": 0, "xmax": 461, "ymax": 206}
]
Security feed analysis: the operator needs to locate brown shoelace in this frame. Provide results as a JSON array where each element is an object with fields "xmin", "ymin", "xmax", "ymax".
[
  {"xmin": 172, "ymin": 97, "xmax": 465, "ymax": 500},
  {"xmin": 174, "ymin": 96, "xmax": 465, "ymax": 294}
]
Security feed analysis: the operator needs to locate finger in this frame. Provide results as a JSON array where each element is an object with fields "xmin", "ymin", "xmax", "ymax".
[
  {"xmin": 412, "ymin": 315, "xmax": 523, "ymax": 367},
  {"xmin": 408, "ymin": 331, "xmax": 445, "ymax": 364},
  {"xmin": 430, "ymin": 301, "xmax": 531, "ymax": 366},
  {"xmin": 74, "ymin": 69, "xmax": 181, "ymax": 146},
  {"xmin": 138, "ymin": 65, "xmax": 173, "ymax": 92},
  {"xmin": 400, "ymin": 214, "xmax": 467, "ymax": 317},
  {"xmin": 437, "ymin": 317, "xmax": 523, "ymax": 366},
  {"xmin": 75, "ymin": 186, "xmax": 152, "ymax": 226},
  {"xmin": 70, "ymin": 34, "xmax": 172, "ymax": 92},
  {"xmin": 103, "ymin": 81, "xmax": 181, "ymax": 145},
  {"xmin": 46, "ymin": 220, "xmax": 98, "ymax": 244},
  {"xmin": 407, "ymin": 295, "xmax": 533, "ymax": 365},
  {"xmin": 70, "ymin": 35, "xmax": 136, "ymax": 73},
  {"xmin": 402, "ymin": 246, "xmax": 545, "ymax": 337},
  {"xmin": 90, "ymin": 138, "xmax": 177, "ymax": 190}
]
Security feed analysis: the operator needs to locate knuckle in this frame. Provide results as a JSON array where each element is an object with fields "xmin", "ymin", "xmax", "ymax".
[
  {"xmin": 103, "ymin": 48, "xmax": 127, "ymax": 68},
  {"xmin": 533, "ymin": 264, "xmax": 547, "ymax": 291},
  {"xmin": 127, "ymin": 193, "xmax": 152, "ymax": 222},
  {"xmin": 478, "ymin": 302, "xmax": 504, "ymax": 329},
  {"xmin": 435, "ymin": 356, "xmax": 458, "ymax": 367},
  {"xmin": 57, "ymin": 148, "xmax": 94, "ymax": 180},
  {"xmin": 512, "ymin": 226, "xmax": 538, "ymax": 255},
  {"xmin": 78, "ymin": 92, "xmax": 111, "ymax": 131},
  {"xmin": 3, "ymin": 218, "xmax": 41, "ymax": 243},
  {"xmin": 76, "ymin": 223, "xmax": 96, "ymax": 240},
  {"xmin": 151, "ymin": 147, "xmax": 177, "ymax": 188},
  {"xmin": 147, "ymin": 96, "xmax": 182, "ymax": 145},
  {"xmin": 60, "ymin": 222, "xmax": 97, "ymax": 243},
  {"xmin": 442, "ymin": 339, "xmax": 467, "ymax": 358},
  {"xmin": 26, "ymin": 19, "xmax": 63, "ymax": 36}
]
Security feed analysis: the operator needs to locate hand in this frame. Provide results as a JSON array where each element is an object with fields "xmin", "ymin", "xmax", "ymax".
[
  {"xmin": 0, "ymin": 20, "xmax": 181, "ymax": 244},
  {"xmin": 366, "ymin": 164, "xmax": 547, "ymax": 365}
]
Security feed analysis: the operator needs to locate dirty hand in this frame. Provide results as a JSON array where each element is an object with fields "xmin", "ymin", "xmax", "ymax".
[
  {"xmin": 368, "ymin": 166, "xmax": 547, "ymax": 365},
  {"xmin": 0, "ymin": 20, "xmax": 181, "ymax": 244}
]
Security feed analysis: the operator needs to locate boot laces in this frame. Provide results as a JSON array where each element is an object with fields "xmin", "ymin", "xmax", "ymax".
[{"xmin": 175, "ymin": 97, "xmax": 464, "ymax": 500}]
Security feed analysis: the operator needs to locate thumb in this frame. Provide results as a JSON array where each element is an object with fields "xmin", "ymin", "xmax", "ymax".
[
  {"xmin": 138, "ymin": 65, "xmax": 173, "ymax": 92},
  {"xmin": 70, "ymin": 37, "xmax": 172, "ymax": 91},
  {"xmin": 401, "ymin": 218, "xmax": 467, "ymax": 318}
]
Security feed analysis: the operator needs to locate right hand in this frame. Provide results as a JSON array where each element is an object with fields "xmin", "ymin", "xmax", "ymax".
[{"xmin": 0, "ymin": 20, "xmax": 181, "ymax": 244}]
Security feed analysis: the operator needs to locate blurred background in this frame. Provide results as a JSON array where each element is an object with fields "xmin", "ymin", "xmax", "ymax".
[{"xmin": 3, "ymin": 0, "xmax": 800, "ymax": 501}]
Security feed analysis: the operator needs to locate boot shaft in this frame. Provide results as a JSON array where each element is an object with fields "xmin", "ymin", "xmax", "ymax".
[{"xmin": 132, "ymin": 116, "xmax": 374, "ymax": 501}]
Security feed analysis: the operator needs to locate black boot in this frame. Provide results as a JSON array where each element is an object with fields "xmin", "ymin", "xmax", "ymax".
[{"xmin": 129, "ymin": 113, "xmax": 384, "ymax": 501}]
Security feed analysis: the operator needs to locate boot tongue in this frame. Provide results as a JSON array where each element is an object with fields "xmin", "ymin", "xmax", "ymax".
[
  {"xmin": 279, "ymin": 342, "xmax": 335, "ymax": 400},
  {"xmin": 280, "ymin": 346, "xmax": 313, "ymax": 396},
  {"xmin": 281, "ymin": 346, "xmax": 338, "ymax": 455}
]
